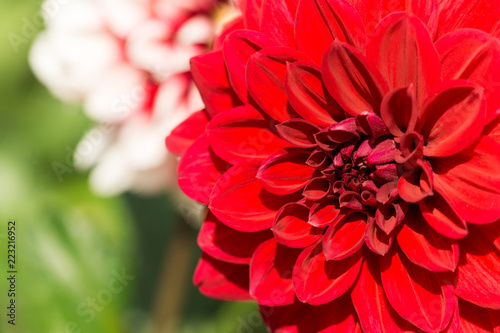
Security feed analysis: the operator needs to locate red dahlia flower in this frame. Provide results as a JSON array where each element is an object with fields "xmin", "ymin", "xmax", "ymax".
[{"xmin": 167, "ymin": 0, "xmax": 500, "ymax": 331}]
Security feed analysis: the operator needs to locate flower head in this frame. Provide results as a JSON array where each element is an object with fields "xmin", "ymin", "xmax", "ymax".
[{"xmin": 169, "ymin": 0, "xmax": 500, "ymax": 331}]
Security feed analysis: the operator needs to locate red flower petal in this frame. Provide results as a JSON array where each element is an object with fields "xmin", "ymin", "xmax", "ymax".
[
  {"xmin": 257, "ymin": 148, "xmax": 316, "ymax": 195},
  {"xmin": 322, "ymin": 213, "xmax": 367, "ymax": 260},
  {"xmin": 276, "ymin": 119, "xmax": 321, "ymax": 148},
  {"xmin": 322, "ymin": 41, "xmax": 388, "ymax": 116},
  {"xmin": 285, "ymin": 61, "xmax": 344, "ymax": 126},
  {"xmin": 198, "ymin": 211, "xmax": 272, "ymax": 264},
  {"xmin": 303, "ymin": 177, "xmax": 331, "ymax": 201},
  {"xmin": 309, "ymin": 198, "xmax": 341, "ymax": 228},
  {"xmin": 272, "ymin": 203, "xmax": 324, "ymax": 248},
  {"xmin": 247, "ymin": 47, "xmax": 311, "ymax": 122},
  {"xmin": 210, "ymin": 165, "xmax": 297, "ymax": 232},
  {"xmin": 397, "ymin": 209, "xmax": 459, "ymax": 272},
  {"xmin": 437, "ymin": 0, "xmax": 500, "ymax": 38},
  {"xmin": 365, "ymin": 217, "xmax": 395, "ymax": 256},
  {"xmin": 398, "ymin": 158, "xmax": 434, "ymax": 203},
  {"xmin": 420, "ymin": 192, "xmax": 469, "ymax": 240},
  {"xmin": 418, "ymin": 80, "xmax": 486, "ymax": 157},
  {"xmin": 436, "ymin": 29, "xmax": 500, "ymax": 123},
  {"xmin": 457, "ymin": 298, "xmax": 500, "ymax": 333},
  {"xmin": 295, "ymin": 0, "xmax": 366, "ymax": 64},
  {"xmin": 347, "ymin": 0, "xmax": 438, "ymax": 36},
  {"xmin": 207, "ymin": 105, "xmax": 289, "ymax": 165},
  {"xmin": 478, "ymin": 221, "xmax": 500, "ymax": 253},
  {"xmin": 352, "ymin": 254, "xmax": 417, "ymax": 333},
  {"xmin": 432, "ymin": 136, "xmax": 500, "ymax": 224},
  {"xmin": 191, "ymin": 50, "xmax": 242, "ymax": 117},
  {"xmin": 260, "ymin": 296, "xmax": 362, "ymax": 333},
  {"xmin": 178, "ymin": 135, "xmax": 229, "ymax": 204},
  {"xmin": 367, "ymin": 13, "xmax": 441, "ymax": 107},
  {"xmin": 193, "ymin": 253, "xmax": 251, "ymax": 301},
  {"xmin": 249, "ymin": 239, "xmax": 301, "ymax": 306},
  {"xmin": 165, "ymin": 110, "xmax": 209, "ymax": 156},
  {"xmin": 212, "ymin": 16, "xmax": 244, "ymax": 51},
  {"xmin": 455, "ymin": 226, "xmax": 500, "ymax": 310},
  {"xmin": 380, "ymin": 86, "xmax": 418, "ymax": 137},
  {"xmin": 293, "ymin": 241, "xmax": 362, "ymax": 305},
  {"xmin": 259, "ymin": 0, "xmax": 297, "ymax": 47},
  {"xmin": 223, "ymin": 30, "xmax": 277, "ymax": 104},
  {"xmin": 380, "ymin": 247, "xmax": 455, "ymax": 332},
  {"xmin": 238, "ymin": 0, "xmax": 264, "ymax": 31}
]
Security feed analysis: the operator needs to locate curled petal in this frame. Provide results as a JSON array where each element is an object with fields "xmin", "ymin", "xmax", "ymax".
[
  {"xmin": 398, "ymin": 158, "xmax": 434, "ymax": 203},
  {"xmin": 257, "ymin": 147, "xmax": 316, "ymax": 195},
  {"xmin": 272, "ymin": 203, "xmax": 324, "ymax": 248},
  {"xmin": 418, "ymin": 80, "xmax": 486, "ymax": 157},
  {"xmin": 365, "ymin": 217, "xmax": 394, "ymax": 256},
  {"xmin": 303, "ymin": 177, "xmax": 331, "ymax": 201},
  {"xmin": 380, "ymin": 86, "xmax": 418, "ymax": 138},
  {"xmin": 420, "ymin": 192, "xmax": 468, "ymax": 239},
  {"xmin": 355, "ymin": 111, "xmax": 389, "ymax": 140},
  {"xmin": 367, "ymin": 138, "xmax": 397, "ymax": 166},
  {"xmin": 293, "ymin": 241, "xmax": 363, "ymax": 305},
  {"xmin": 277, "ymin": 119, "xmax": 321, "ymax": 148},
  {"xmin": 323, "ymin": 213, "xmax": 367, "ymax": 260},
  {"xmin": 309, "ymin": 198, "xmax": 341, "ymax": 228},
  {"xmin": 375, "ymin": 202, "xmax": 406, "ymax": 235}
]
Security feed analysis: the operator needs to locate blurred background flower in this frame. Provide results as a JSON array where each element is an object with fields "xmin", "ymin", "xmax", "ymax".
[{"xmin": 0, "ymin": 0, "xmax": 266, "ymax": 332}]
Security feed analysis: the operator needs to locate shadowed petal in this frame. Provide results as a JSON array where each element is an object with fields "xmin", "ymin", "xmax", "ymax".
[
  {"xmin": 432, "ymin": 136, "xmax": 500, "ymax": 224},
  {"xmin": 285, "ymin": 61, "xmax": 344, "ymax": 126},
  {"xmin": 198, "ymin": 211, "xmax": 272, "ymax": 264},
  {"xmin": 210, "ymin": 165, "xmax": 299, "ymax": 232},
  {"xmin": 247, "ymin": 47, "xmax": 311, "ymax": 122},
  {"xmin": 397, "ymin": 208, "xmax": 459, "ymax": 272},
  {"xmin": 178, "ymin": 134, "xmax": 229, "ymax": 204},
  {"xmin": 194, "ymin": 253, "xmax": 252, "ymax": 301},
  {"xmin": 257, "ymin": 147, "xmax": 316, "ymax": 195},
  {"xmin": 207, "ymin": 105, "xmax": 289, "ymax": 165},
  {"xmin": 380, "ymin": 247, "xmax": 455, "ymax": 332},
  {"xmin": 418, "ymin": 80, "xmax": 486, "ymax": 157},
  {"xmin": 223, "ymin": 30, "xmax": 277, "ymax": 103},
  {"xmin": 436, "ymin": 29, "xmax": 500, "ymax": 123},
  {"xmin": 455, "ymin": 226, "xmax": 500, "ymax": 310},
  {"xmin": 322, "ymin": 41, "xmax": 388, "ymax": 116},
  {"xmin": 272, "ymin": 203, "xmax": 324, "ymax": 248},
  {"xmin": 191, "ymin": 50, "xmax": 242, "ymax": 116}
]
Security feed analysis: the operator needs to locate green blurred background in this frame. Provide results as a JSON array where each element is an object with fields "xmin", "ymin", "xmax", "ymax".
[{"xmin": 0, "ymin": 1, "xmax": 267, "ymax": 332}]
